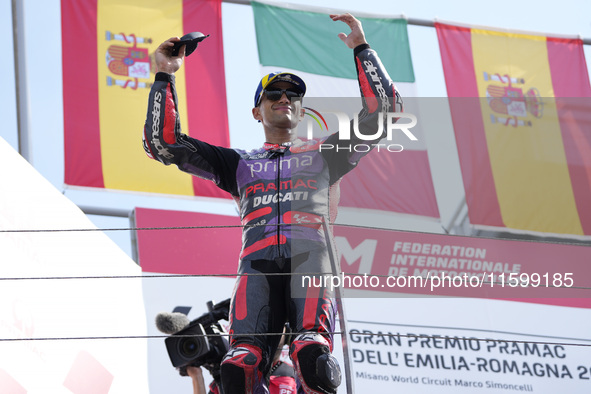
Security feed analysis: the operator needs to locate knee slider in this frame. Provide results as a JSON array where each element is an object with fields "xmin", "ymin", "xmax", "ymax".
[
  {"xmin": 290, "ymin": 334, "xmax": 341, "ymax": 394},
  {"xmin": 220, "ymin": 345, "xmax": 264, "ymax": 393}
]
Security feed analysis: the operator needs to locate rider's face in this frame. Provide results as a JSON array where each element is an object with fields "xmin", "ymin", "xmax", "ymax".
[{"xmin": 253, "ymin": 81, "xmax": 303, "ymax": 129}]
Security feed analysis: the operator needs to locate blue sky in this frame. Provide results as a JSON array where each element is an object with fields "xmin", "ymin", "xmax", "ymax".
[{"xmin": 1, "ymin": 0, "xmax": 590, "ymax": 257}]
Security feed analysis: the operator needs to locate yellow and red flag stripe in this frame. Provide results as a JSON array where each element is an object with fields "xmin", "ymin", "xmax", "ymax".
[
  {"xmin": 62, "ymin": 0, "xmax": 229, "ymax": 199},
  {"xmin": 436, "ymin": 23, "xmax": 591, "ymax": 236}
]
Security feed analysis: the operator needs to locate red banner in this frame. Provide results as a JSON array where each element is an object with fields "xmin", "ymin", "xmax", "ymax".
[
  {"xmin": 135, "ymin": 208, "xmax": 241, "ymax": 275},
  {"xmin": 134, "ymin": 208, "xmax": 591, "ymax": 308}
]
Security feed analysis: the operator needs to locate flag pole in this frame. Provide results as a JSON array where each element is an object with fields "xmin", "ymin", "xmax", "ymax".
[
  {"xmin": 12, "ymin": 0, "xmax": 33, "ymax": 163},
  {"xmin": 321, "ymin": 217, "xmax": 355, "ymax": 394},
  {"xmin": 222, "ymin": 0, "xmax": 591, "ymax": 45}
]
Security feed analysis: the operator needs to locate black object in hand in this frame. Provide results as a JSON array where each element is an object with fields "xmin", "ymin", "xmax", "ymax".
[{"xmin": 171, "ymin": 32, "xmax": 210, "ymax": 57}]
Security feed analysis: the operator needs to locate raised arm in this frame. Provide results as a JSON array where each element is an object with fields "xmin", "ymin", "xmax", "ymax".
[
  {"xmin": 331, "ymin": 13, "xmax": 402, "ymax": 129},
  {"xmin": 143, "ymin": 38, "xmax": 240, "ymax": 196},
  {"xmin": 322, "ymin": 14, "xmax": 403, "ymax": 183}
]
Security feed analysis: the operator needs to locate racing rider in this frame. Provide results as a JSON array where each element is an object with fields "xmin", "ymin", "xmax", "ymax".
[{"xmin": 143, "ymin": 13, "xmax": 402, "ymax": 394}]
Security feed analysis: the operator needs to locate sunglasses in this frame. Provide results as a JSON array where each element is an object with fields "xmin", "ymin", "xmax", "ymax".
[{"xmin": 259, "ymin": 88, "xmax": 303, "ymax": 105}]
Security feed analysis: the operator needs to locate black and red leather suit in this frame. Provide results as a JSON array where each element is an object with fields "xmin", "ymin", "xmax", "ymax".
[{"xmin": 144, "ymin": 43, "xmax": 401, "ymax": 394}]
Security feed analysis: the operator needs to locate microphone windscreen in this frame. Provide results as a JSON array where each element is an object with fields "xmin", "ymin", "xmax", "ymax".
[{"xmin": 155, "ymin": 312, "xmax": 190, "ymax": 334}]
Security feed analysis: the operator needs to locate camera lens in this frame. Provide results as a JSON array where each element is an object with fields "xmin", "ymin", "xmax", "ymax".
[{"xmin": 180, "ymin": 338, "xmax": 201, "ymax": 358}]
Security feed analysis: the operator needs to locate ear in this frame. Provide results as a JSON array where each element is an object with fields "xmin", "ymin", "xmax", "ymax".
[
  {"xmin": 299, "ymin": 106, "xmax": 305, "ymax": 121},
  {"xmin": 252, "ymin": 107, "xmax": 262, "ymax": 122}
]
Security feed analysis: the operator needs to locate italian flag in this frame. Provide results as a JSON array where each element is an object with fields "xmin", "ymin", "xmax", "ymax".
[{"xmin": 252, "ymin": 0, "xmax": 440, "ymax": 219}]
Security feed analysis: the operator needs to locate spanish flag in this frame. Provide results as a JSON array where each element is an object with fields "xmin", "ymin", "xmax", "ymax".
[
  {"xmin": 62, "ymin": 0, "xmax": 229, "ymax": 198},
  {"xmin": 436, "ymin": 22, "xmax": 591, "ymax": 236}
]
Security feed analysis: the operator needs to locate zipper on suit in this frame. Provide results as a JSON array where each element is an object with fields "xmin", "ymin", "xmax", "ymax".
[{"xmin": 276, "ymin": 151, "xmax": 281, "ymax": 256}]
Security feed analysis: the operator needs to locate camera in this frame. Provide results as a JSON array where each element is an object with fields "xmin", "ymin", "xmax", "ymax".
[{"xmin": 164, "ymin": 299, "xmax": 230, "ymax": 369}]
